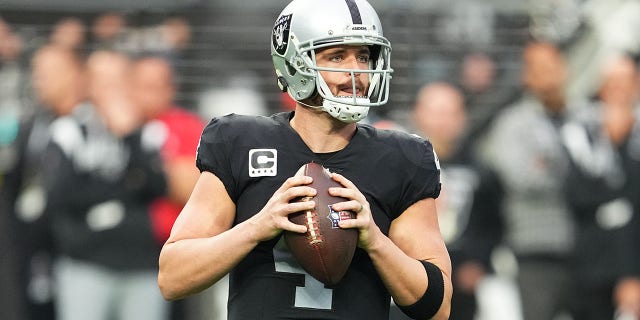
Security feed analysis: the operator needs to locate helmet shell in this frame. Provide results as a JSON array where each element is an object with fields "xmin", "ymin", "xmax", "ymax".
[{"xmin": 271, "ymin": 0, "xmax": 392, "ymax": 122}]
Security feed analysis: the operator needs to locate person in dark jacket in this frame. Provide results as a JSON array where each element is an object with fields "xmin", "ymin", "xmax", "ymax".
[
  {"xmin": 562, "ymin": 54, "xmax": 640, "ymax": 320},
  {"xmin": 43, "ymin": 49, "xmax": 168, "ymax": 320},
  {"xmin": 389, "ymin": 82, "xmax": 503, "ymax": 320}
]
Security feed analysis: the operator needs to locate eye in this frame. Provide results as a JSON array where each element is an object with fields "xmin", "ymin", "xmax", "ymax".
[
  {"xmin": 357, "ymin": 54, "xmax": 370, "ymax": 63},
  {"xmin": 329, "ymin": 55, "xmax": 343, "ymax": 63}
]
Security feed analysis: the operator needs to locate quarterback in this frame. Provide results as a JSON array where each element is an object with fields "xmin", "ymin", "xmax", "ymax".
[{"xmin": 158, "ymin": 0, "xmax": 452, "ymax": 319}]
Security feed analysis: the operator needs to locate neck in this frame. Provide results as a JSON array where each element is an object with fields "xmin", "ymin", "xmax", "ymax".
[
  {"xmin": 290, "ymin": 105, "xmax": 356, "ymax": 153},
  {"xmin": 540, "ymin": 91, "xmax": 565, "ymax": 114},
  {"xmin": 431, "ymin": 141, "xmax": 453, "ymax": 161},
  {"xmin": 55, "ymin": 94, "xmax": 83, "ymax": 116}
]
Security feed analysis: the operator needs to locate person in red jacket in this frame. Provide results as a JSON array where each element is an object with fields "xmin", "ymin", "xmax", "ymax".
[{"xmin": 130, "ymin": 55, "xmax": 205, "ymax": 244}]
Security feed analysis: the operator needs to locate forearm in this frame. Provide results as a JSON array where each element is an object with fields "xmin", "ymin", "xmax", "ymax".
[
  {"xmin": 367, "ymin": 233, "xmax": 452, "ymax": 320},
  {"xmin": 158, "ymin": 220, "xmax": 258, "ymax": 300},
  {"xmin": 158, "ymin": 171, "xmax": 315, "ymax": 300}
]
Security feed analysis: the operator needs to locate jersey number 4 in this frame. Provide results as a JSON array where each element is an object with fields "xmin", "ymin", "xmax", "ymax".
[{"xmin": 273, "ymin": 237, "xmax": 333, "ymax": 310}]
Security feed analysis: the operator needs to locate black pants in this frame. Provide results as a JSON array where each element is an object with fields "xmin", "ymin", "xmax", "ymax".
[
  {"xmin": 517, "ymin": 257, "xmax": 572, "ymax": 320},
  {"xmin": 569, "ymin": 282, "xmax": 615, "ymax": 320}
]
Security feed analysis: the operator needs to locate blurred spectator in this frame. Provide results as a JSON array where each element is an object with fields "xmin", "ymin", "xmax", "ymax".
[
  {"xmin": 92, "ymin": 13, "xmax": 192, "ymax": 63},
  {"xmin": 44, "ymin": 48, "xmax": 168, "ymax": 320},
  {"xmin": 455, "ymin": 52, "xmax": 520, "ymax": 154},
  {"xmin": 130, "ymin": 55, "xmax": 204, "ymax": 320},
  {"xmin": 561, "ymin": 54, "xmax": 640, "ymax": 320},
  {"xmin": 86, "ymin": 50, "xmax": 141, "ymax": 136},
  {"xmin": 49, "ymin": 17, "xmax": 87, "ymax": 52},
  {"xmin": 90, "ymin": 12, "xmax": 127, "ymax": 51},
  {"xmin": 0, "ymin": 17, "xmax": 28, "ymax": 172},
  {"xmin": 562, "ymin": 0, "xmax": 640, "ymax": 102},
  {"xmin": 460, "ymin": 52, "xmax": 496, "ymax": 97},
  {"xmin": 481, "ymin": 41, "xmax": 578, "ymax": 320},
  {"xmin": 160, "ymin": 17, "xmax": 192, "ymax": 59},
  {"xmin": 392, "ymin": 82, "xmax": 502, "ymax": 320},
  {"xmin": 4, "ymin": 44, "xmax": 88, "ymax": 320},
  {"xmin": 0, "ymin": 15, "xmax": 28, "ymax": 320},
  {"xmin": 0, "ymin": 19, "xmax": 27, "ymax": 113},
  {"xmin": 89, "ymin": 12, "xmax": 194, "ymax": 109},
  {"xmin": 130, "ymin": 55, "xmax": 203, "ymax": 244}
]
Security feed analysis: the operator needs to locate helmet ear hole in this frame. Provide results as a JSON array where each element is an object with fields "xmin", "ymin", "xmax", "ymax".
[
  {"xmin": 369, "ymin": 45, "xmax": 381, "ymax": 67},
  {"xmin": 285, "ymin": 61, "xmax": 297, "ymax": 77}
]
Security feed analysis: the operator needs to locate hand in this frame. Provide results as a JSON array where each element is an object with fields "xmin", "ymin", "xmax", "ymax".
[
  {"xmin": 248, "ymin": 175, "xmax": 316, "ymax": 242},
  {"xmin": 455, "ymin": 261, "xmax": 486, "ymax": 293},
  {"xmin": 329, "ymin": 172, "xmax": 382, "ymax": 251}
]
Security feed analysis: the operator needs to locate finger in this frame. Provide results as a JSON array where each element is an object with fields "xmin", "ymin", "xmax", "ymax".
[
  {"xmin": 328, "ymin": 186, "xmax": 358, "ymax": 201},
  {"xmin": 338, "ymin": 216, "xmax": 360, "ymax": 229},
  {"xmin": 281, "ymin": 200, "xmax": 315, "ymax": 233},
  {"xmin": 330, "ymin": 199, "xmax": 361, "ymax": 214},
  {"xmin": 283, "ymin": 186, "xmax": 317, "ymax": 202},
  {"xmin": 279, "ymin": 175, "xmax": 313, "ymax": 193},
  {"xmin": 331, "ymin": 172, "xmax": 357, "ymax": 189},
  {"xmin": 286, "ymin": 200, "xmax": 316, "ymax": 215},
  {"xmin": 281, "ymin": 219, "xmax": 308, "ymax": 233}
]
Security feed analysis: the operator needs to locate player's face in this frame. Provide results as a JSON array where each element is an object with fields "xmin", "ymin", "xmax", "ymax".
[{"xmin": 315, "ymin": 45, "xmax": 371, "ymax": 99}]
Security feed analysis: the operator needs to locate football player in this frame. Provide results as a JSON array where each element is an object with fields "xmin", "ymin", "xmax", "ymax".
[{"xmin": 158, "ymin": 0, "xmax": 452, "ymax": 319}]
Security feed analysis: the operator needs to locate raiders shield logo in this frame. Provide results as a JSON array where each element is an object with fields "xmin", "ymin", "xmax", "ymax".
[{"xmin": 272, "ymin": 14, "xmax": 292, "ymax": 55}]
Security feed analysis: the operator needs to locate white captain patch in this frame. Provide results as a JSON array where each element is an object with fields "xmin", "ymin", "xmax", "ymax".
[{"xmin": 249, "ymin": 149, "xmax": 278, "ymax": 177}]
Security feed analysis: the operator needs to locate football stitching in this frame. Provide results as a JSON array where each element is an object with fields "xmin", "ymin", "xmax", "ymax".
[
  {"xmin": 305, "ymin": 209, "xmax": 324, "ymax": 244},
  {"xmin": 306, "ymin": 211, "xmax": 323, "ymax": 245}
]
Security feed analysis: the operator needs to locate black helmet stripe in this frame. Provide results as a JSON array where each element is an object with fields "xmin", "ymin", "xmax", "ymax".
[{"xmin": 344, "ymin": 0, "xmax": 363, "ymax": 24}]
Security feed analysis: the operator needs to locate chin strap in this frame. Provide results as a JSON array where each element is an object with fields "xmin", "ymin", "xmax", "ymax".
[
  {"xmin": 295, "ymin": 96, "xmax": 370, "ymax": 123},
  {"xmin": 322, "ymin": 98, "xmax": 369, "ymax": 123}
]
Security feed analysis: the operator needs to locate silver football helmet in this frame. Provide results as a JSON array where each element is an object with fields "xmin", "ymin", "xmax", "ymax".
[{"xmin": 271, "ymin": 0, "xmax": 393, "ymax": 123}]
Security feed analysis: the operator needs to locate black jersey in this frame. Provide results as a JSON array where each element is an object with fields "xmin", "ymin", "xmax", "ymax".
[
  {"xmin": 44, "ymin": 103, "xmax": 166, "ymax": 271},
  {"xmin": 196, "ymin": 112, "xmax": 440, "ymax": 320}
]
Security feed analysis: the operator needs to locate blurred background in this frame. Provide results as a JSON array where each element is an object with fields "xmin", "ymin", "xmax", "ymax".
[
  {"xmin": 0, "ymin": 0, "xmax": 535, "ymax": 120},
  {"xmin": 2, "ymin": 0, "xmax": 640, "ymax": 320}
]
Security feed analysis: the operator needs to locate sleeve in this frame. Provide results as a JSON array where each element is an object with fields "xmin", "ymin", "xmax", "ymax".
[
  {"xmin": 561, "ymin": 120, "xmax": 621, "ymax": 211},
  {"xmin": 44, "ymin": 119, "xmax": 159, "ymax": 210},
  {"xmin": 43, "ymin": 136, "xmax": 120, "ymax": 212},
  {"xmin": 397, "ymin": 137, "xmax": 441, "ymax": 215},
  {"xmin": 195, "ymin": 118, "xmax": 236, "ymax": 199},
  {"xmin": 459, "ymin": 165, "xmax": 504, "ymax": 270},
  {"xmin": 123, "ymin": 131, "xmax": 167, "ymax": 201}
]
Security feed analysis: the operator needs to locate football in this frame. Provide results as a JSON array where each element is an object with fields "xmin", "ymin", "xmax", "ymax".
[{"xmin": 285, "ymin": 162, "xmax": 358, "ymax": 286}]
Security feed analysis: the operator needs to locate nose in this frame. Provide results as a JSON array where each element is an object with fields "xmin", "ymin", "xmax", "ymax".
[{"xmin": 345, "ymin": 55, "xmax": 365, "ymax": 76}]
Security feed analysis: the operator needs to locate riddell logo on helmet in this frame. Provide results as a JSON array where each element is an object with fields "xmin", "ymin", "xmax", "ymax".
[{"xmin": 350, "ymin": 26, "xmax": 368, "ymax": 31}]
